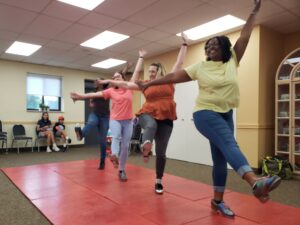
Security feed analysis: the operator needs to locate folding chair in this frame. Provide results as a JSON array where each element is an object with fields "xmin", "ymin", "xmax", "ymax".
[
  {"xmin": 11, "ymin": 125, "xmax": 33, "ymax": 154},
  {"xmin": 129, "ymin": 123, "xmax": 142, "ymax": 155},
  {"xmin": 0, "ymin": 120, "xmax": 8, "ymax": 153}
]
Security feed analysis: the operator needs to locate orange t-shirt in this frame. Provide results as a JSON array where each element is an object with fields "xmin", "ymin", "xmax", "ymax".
[{"xmin": 136, "ymin": 82, "xmax": 177, "ymax": 120}]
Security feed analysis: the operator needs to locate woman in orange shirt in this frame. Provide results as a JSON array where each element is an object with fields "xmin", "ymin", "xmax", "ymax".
[{"xmin": 98, "ymin": 34, "xmax": 188, "ymax": 194}]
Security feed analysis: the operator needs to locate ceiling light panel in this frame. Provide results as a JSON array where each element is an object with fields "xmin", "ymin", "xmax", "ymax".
[
  {"xmin": 81, "ymin": 31, "xmax": 129, "ymax": 50},
  {"xmin": 178, "ymin": 15, "xmax": 245, "ymax": 40},
  {"xmin": 5, "ymin": 41, "xmax": 42, "ymax": 56},
  {"xmin": 58, "ymin": 0, "xmax": 105, "ymax": 10},
  {"xmin": 92, "ymin": 58, "xmax": 126, "ymax": 69}
]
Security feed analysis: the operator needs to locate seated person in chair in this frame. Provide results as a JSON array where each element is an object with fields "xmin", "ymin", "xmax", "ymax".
[
  {"xmin": 53, "ymin": 116, "xmax": 71, "ymax": 151},
  {"xmin": 36, "ymin": 112, "xmax": 60, "ymax": 153}
]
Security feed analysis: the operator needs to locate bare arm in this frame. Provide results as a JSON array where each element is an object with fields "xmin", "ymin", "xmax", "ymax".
[
  {"xmin": 130, "ymin": 49, "xmax": 147, "ymax": 82},
  {"xmin": 234, "ymin": 0, "xmax": 261, "ymax": 63},
  {"xmin": 137, "ymin": 69, "xmax": 192, "ymax": 90},
  {"xmin": 70, "ymin": 91, "xmax": 104, "ymax": 102},
  {"xmin": 171, "ymin": 32, "xmax": 188, "ymax": 73},
  {"xmin": 96, "ymin": 79, "xmax": 139, "ymax": 90}
]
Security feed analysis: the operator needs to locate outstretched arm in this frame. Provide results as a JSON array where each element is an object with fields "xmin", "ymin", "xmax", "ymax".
[
  {"xmin": 234, "ymin": 0, "xmax": 261, "ymax": 63},
  {"xmin": 130, "ymin": 49, "xmax": 147, "ymax": 82},
  {"xmin": 96, "ymin": 79, "xmax": 139, "ymax": 90},
  {"xmin": 70, "ymin": 91, "xmax": 104, "ymax": 102},
  {"xmin": 171, "ymin": 32, "xmax": 188, "ymax": 73},
  {"xmin": 137, "ymin": 69, "xmax": 192, "ymax": 90}
]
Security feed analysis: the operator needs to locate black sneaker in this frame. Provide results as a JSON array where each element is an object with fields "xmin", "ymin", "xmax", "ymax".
[
  {"xmin": 67, "ymin": 138, "xmax": 72, "ymax": 144},
  {"xmin": 74, "ymin": 124, "xmax": 83, "ymax": 141},
  {"xmin": 119, "ymin": 170, "xmax": 128, "ymax": 182},
  {"xmin": 98, "ymin": 162, "xmax": 105, "ymax": 170},
  {"xmin": 155, "ymin": 183, "xmax": 164, "ymax": 194}
]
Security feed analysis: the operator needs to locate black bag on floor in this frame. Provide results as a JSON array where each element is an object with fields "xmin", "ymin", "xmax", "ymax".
[{"xmin": 262, "ymin": 155, "xmax": 293, "ymax": 180}]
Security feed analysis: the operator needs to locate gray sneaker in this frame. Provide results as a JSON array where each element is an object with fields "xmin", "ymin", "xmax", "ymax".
[{"xmin": 119, "ymin": 170, "xmax": 128, "ymax": 182}]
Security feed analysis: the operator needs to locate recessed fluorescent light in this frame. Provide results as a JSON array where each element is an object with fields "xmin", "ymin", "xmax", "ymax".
[
  {"xmin": 81, "ymin": 31, "xmax": 129, "ymax": 50},
  {"xmin": 5, "ymin": 41, "xmax": 41, "ymax": 56},
  {"xmin": 57, "ymin": 0, "xmax": 105, "ymax": 10},
  {"xmin": 92, "ymin": 58, "xmax": 126, "ymax": 69},
  {"xmin": 177, "ymin": 15, "xmax": 245, "ymax": 40}
]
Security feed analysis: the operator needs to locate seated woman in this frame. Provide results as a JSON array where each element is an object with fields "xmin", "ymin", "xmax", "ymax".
[
  {"xmin": 53, "ymin": 116, "xmax": 71, "ymax": 151},
  {"xmin": 36, "ymin": 112, "xmax": 60, "ymax": 153}
]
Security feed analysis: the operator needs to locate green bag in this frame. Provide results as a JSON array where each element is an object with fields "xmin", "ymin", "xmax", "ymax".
[{"xmin": 262, "ymin": 156, "xmax": 293, "ymax": 180}]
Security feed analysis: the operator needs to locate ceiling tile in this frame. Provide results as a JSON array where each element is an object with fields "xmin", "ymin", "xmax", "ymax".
[
  {"xmin": 0, "ymin": 30, "xmax": 19, "ymax": 41},
  {"xmin": 272, "ymin": 0, "xmax": 300, "ymax": 8},
  {"xmin": 156, "ymin": 35, "xmax": 184, "ymax": 47},
  {"xmin": 44, "ymin": 40, "xmax": 76, "ymax": 51},
  {"xmin": 262, "ymin": 12, "xmax": 299, "ymax": 28},
  {"xmin": 0, "ymin": 4, "xmax": 37, "ymax": 32},
  {"xmin": 24, "ymin": 15, "xmax": 72, "ymax": 39},
  {"xmin": 78, "ymin": 12, "xmax": 120, "ymax": 29},
  {"xmin": 135, "ymin": 29, "xmax": 171, "ymax": 42},
  {"xmin": 273, "ymin": 20, "xmax": 300, "ymax": 34},
  {"xmin": 54, "ymin": 23, "xmax": 101, "ymax": 44},
  {"xmin": 29, "ymin": 46, "xmax": 65, "ymax": 61},
  {"xmin": 0, "ymin": 53, "xmax": 26, "ymax": 62},
  {"xmin": 290, "ymin": 7, "xmax": 300, "ymax": 17},
  {"xmin": 17, "ymin": 34, "xmax": 49, "ymax": 45},
  {"xmin": 0, "ymin": 38, "xmax": 13, "ymax": 54},
  {"xmin": 43, "ymin": 1, "xmax": 88, "ymax": 22},
  {"xmin": 207, "ymin": 0, "xmax": 253, "ymax": 12},
  {"xmin": 127, "ymin": 0, "xmax": 203, "ymax": 27},
  {"xmin": 94, "ymin": 0, "xmax": 159, "ymax": 19},
  {"xmin": 0, "ymin": 0, "xmax": 50, "ymax": 12},
  {"xmin": 110, "ymin": 21, "xmax": 147, "ymax": 36},
  {"xmin": 107, "ymin": 38, "xmax": 149, "ymax": 54},
  {"xmin": 155, "ymin": 3, "xmax": 223, "ymax": 34},
  {"xmin": 139, "ymin": 42, "xmax": 173, "ymax": 57}
]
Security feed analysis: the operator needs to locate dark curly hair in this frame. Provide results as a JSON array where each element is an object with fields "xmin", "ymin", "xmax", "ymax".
[{"xmin": 205, "ymin": 35, "xmax": 232, "ymax": 63}]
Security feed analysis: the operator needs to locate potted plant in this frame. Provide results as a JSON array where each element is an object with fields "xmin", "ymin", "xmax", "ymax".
[{"xmin": 39, "ymin": 103, "xmax": 49, "ymax": 112}]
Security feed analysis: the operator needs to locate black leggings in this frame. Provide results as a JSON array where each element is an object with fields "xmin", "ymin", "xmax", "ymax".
[{"xmin": 138, "ymin": 113, "xmax": 173, "ymax": 179}]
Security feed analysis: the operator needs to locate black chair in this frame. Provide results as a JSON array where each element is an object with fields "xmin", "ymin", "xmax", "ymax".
[
  {"xmin": 129, "ymin": 123, "xmax": 142, "ymax": 154},
  {"xmin": 35, "ymin": 132, "xmax": 64, "ymax": 152},
  {"xmin": 11, "ymin": 124, "xmax": 33, "ymax": 154},
  {"xmin": 0, "ymin": 120, "xmax": 8, "ymax": 153}
]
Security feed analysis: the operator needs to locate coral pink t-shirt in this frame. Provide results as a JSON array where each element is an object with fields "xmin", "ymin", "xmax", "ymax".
[{"xmin": 102, "ymin": 88, "xmax": 133, "ymax": 120}]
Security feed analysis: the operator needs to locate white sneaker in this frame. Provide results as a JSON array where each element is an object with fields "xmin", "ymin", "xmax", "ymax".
[
  {"xmin": 46, "ymin": 147, "xmax": 52, "ymax": 153},
  {"xmin": 52, "ymin": 145, "xmax": 60, "ymax": 152}
]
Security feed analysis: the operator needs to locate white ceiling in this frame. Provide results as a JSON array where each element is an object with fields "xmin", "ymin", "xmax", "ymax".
[{"xmin": 0, "ymin": 0, "xmax": 299, "ymax": 74}]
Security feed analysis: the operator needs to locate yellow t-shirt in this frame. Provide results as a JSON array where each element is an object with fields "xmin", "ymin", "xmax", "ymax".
[{"xmin": 185, "ymin": 49, "xmax": 239, "ymax": 113}]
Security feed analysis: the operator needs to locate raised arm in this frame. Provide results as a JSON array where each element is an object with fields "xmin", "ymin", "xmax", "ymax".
[
  {"xmin": 130, "ymin": 49, "xmax": 147, "ymax": 82},
  {"xmin": 234, "ymin": 0, "xmax": 261, "ymax": 63},
  {"xmin": 171, "ymin": 32, "xmax": 188, "ymax": 73},
  {"xmin": 70, "ymin": 91, "xmax": 104, "ymax": 102}
]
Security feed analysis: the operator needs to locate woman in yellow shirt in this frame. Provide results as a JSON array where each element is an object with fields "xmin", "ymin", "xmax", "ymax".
[{"xmin": 138, "ymin": 0, "xmax": 281, "ymax": 218}]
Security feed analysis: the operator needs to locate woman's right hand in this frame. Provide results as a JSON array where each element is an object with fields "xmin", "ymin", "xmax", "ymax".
[
  {"xmin": 70, "ymin": 92, "xmax": 81, "ymax": 102},
  {"xmin": 139, "ymin": 49, "xmax": 147, "ymax": 58},
  {"xmin": 135, "ymin": 80, "xmax": 149, "ymax": 91},
  {"xmin": 181, "ymin": 32, "xmax": 188, "ymax": 45}
]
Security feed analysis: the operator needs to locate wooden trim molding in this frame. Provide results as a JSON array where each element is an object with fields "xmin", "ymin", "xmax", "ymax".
[{"xmin": 237, "ymin": 124, "xmax": 274, "ymax": 129}]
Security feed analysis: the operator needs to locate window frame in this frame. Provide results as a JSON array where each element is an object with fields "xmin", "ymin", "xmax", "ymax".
[{"xmin": 26, "ymin": 73, "xmax": 63, "ymax": 112}]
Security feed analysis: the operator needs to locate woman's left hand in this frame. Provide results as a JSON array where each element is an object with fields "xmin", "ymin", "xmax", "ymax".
[{"xmin": 252, "ymin": 0, "xmax": 261, "ymax": 14}]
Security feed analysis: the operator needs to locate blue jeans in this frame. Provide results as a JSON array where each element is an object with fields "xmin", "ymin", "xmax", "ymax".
[
  {"xmin": 109, "ymin": 119, "xmax": 133, "ymax": 171},
  {"xmin": 193, "ymin": 110, "xmax": 252, "ymax": 192},
  {"xmin": 82, "ymin": 112, "xmax": 109, "ymax": 163}
]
